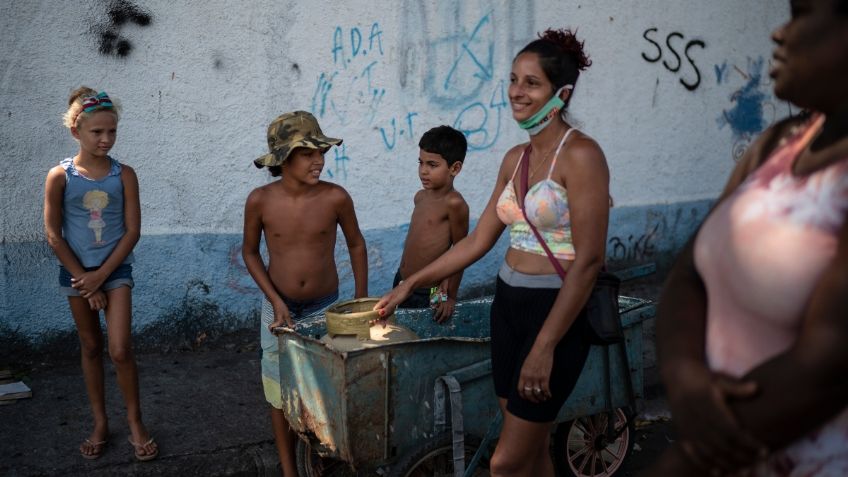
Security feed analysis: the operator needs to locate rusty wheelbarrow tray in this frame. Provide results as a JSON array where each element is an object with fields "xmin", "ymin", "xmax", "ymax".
[{"xmin": 275, "ymin": 295, "xmax": 654, "ymax": 476}]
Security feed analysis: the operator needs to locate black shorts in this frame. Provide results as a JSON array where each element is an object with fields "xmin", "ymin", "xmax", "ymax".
[
  {"xmin": 393, "ymin": 270, "xmax": 432, "ymax": 309},
  {"xmin": 490, "ymin": 276, "xmax": 591, "ymax": 422}
]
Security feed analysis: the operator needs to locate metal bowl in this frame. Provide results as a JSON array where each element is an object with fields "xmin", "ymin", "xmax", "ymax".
[{"xmin": 324, "ymin": 298, "xmax": 395, "ymax": 340}]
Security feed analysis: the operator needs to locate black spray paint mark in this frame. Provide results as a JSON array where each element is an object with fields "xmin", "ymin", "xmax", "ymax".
[
  {"xmin": 212, "ymin": 53, "xmax": 224, "ymax": 69},
  {"xmin": 680, "ymin": 40, "xmax": 705, "ymax": 91},
  {"xmin": 662, "ymin": 32, "xmax": 684, "ymax": 72},
  {"xmin": 91, "ymin": 0, "xmax": 152, "ymax": 57},
  {"xmin": 641, "ymin": 28, "xmax": 662, "ymax": 63},
  {"xmin": 608, "ymin": 223, "xmax": 660, "ymax": 263},
  {"xmin": 640, "ymin": 28, "xmax": 705, "ymax": 92},
  {"xmin": 651, "ymin": 77, "xmax": 659, "ymax": 108}
]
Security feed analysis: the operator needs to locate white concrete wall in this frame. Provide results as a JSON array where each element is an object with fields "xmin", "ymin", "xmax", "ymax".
[{"xmin": 0, "ymin": 0, "xmax": 791, "ymax": 345}]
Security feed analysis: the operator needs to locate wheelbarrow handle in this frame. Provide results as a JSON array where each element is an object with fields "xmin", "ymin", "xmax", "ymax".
[{"xmin": 271, "ymin": 325, "xmax": 296, "ymax": 335}]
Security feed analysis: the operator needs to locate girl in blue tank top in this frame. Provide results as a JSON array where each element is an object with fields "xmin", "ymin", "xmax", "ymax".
[{"xmin": 43, "ymin": 87, "xmax": 157, "ymax": 461}]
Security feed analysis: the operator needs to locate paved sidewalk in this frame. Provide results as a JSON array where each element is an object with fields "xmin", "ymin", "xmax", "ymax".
[{"xmin": 1, "ymin": 345, "xmax": 281, "ymax": 477}]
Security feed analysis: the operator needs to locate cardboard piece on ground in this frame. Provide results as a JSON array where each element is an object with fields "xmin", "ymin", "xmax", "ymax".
[{"xmin": 0, "ymin": 381, "xmax": 32, "ymax": 401}]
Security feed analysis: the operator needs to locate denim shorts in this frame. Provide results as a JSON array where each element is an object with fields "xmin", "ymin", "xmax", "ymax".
[{"xmin": 59, "ymin": 263, "xmax": 134, "ymax": 297}]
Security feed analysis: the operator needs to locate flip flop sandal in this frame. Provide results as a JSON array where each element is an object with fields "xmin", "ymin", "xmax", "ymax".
[
  {"xmin": 127, "ymin": 436, "xmax": 159, "ymax": 462},
  {"xmin": 80, "ymin": 438, "xmax": 107, "ymax": 460}
]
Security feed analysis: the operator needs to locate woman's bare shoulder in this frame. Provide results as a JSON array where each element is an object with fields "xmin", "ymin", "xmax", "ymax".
[
  {"xmin": 560, "ymin": 130, "xmax": 607, "ymax": 177},
  {"xmin": 499, "ymin": 142, "xmax": 528, "ymax": 175}
]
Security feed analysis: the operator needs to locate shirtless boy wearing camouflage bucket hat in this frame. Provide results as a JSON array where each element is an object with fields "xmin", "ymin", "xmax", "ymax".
[
  {"xmin": 242, "ymin": 111, "xmax": 368, "ymax": 474},
  {"xmin": 253, "ymin": 110, "xmax": 343, "ymax": 175}
]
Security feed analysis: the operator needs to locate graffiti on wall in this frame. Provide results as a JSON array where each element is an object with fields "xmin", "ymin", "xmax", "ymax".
[
  {"xmin": 92, "ymin": 0, "xmax": 152, "ymax": 57},
  {"xmin": 309, "ymin": 2, "xmax": 533, "ymax": 168},
  {"xmin": 608, "ymin": 223, "xmax": 660, "ymax": 263},
  {"xmin": 453, "ymin": 80, "xmax": 508, "ymax": 151},
  {"xmin": 605, "ymin": 204, "xmax": 711, "ymax": 267},
  {"xmin": 226, "ymin": 244, "xmax": 256, "ymax": 295},
  {"xmin": 311, "ymin": 23, "xmax": 387, "ymax": 125},
  {"xmin": 406, "ymin": 7, "xmax": 512, "ymax": 152},
  {"xmin": 640, "ymin": 28, "xmax": 705, "ymax": 91},
  {"xmin": 716, "ymin": 56, "xmax": 799, "ymax": 160},
  {"xmin": 309, "ymin": 21, "xmax": 416, "ymax": 161}
]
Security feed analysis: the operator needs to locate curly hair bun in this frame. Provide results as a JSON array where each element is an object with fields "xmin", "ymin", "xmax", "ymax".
[
  {"xmin": 539, "ymin": 28, "xmax": 592, "ymax": 70},
  {"xmin": 63, "ymin": 86, "xmax": 120, "ymax": 129},
  {"xmin": 68, "ymin": 86, "xmax": 97, "ymax": 106}
]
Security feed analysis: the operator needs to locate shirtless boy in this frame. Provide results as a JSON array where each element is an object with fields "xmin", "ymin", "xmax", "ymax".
[
  {"xmin": 394, "ymin": 125, "xmax": 469, "ymax": 322},
  {"xmin": 242, "ymin": 111, "xmax": 367, "ymax": 476}
]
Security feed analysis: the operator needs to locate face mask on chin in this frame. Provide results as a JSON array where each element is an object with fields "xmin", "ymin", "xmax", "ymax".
[{"xmin": 518, "ymin": 84, "xmax": 573, "ymax": 135}]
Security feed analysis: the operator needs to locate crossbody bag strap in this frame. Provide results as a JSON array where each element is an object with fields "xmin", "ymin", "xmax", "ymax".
[
  {"xmin": 519, "ymin": 145, "xmax": 567, "ymax": 279},
  {"xmin": 522, "ymin": 146, "xmax": 631, "ymax": 419}
]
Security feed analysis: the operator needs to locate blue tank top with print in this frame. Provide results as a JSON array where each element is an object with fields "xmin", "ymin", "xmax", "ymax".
[{"xmin": 61, "ymin": 157, "xmax": 134, "ymax": 267}]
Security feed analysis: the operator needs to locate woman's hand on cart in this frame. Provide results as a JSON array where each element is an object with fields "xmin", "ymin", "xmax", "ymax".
[{"xmin": 373, "ymin": 281, "xmax": 413, "ymax": 326}]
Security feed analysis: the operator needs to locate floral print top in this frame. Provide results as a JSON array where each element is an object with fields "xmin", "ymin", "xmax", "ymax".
[{"xmin": 695, "ymin": 114, "xmax": 848, "ymax": 476}]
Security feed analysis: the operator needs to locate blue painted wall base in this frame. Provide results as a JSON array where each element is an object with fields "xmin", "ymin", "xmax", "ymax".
[{"xmin": 0, "ymin": 199, "xmax": 711, "ymax": 356}]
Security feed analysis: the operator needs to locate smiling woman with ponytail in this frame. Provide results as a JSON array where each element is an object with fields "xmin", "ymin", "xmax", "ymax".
[{"xmin": 377, "ymin": 27, "xmax": 611, "ymax": 476}]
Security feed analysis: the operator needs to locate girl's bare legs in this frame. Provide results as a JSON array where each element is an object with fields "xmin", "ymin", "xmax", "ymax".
[
  {"xmin": 104, "ymin": 286, "xmax": 157, "ymax": 457},
  {"xmin": 69, "ymin": 296, "xmax": 109, "ymax": 457},
  {"xmin": 490, "ymin": 398, "xmax": 556, "ymax": 477}
]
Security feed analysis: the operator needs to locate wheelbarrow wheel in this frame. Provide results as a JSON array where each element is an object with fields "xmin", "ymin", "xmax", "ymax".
[
  {"xmin": 552, "ymin": 407, "xmax": 634, "ymax": 477},
  {"xmin": 295, "ymin": 438, "xmax": 357, "ymax": 477},
  {"xmin": 389, "ymin": 432, "xmax": 488, "ymax": 477}
]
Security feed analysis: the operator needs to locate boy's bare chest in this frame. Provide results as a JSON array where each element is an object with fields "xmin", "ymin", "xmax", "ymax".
[
  {"xmin": 410, "ymin": 201, "xmax": 449, "ymax": 228},
  {"xmin": 261, "ymin": 199, "xmax": 338, "ymax": 237}
]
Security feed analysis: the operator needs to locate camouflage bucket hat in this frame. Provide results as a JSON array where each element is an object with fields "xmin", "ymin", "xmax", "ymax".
[{"xmin": 254, "ymin": 111, "xmax": 342, "ymax": 168}]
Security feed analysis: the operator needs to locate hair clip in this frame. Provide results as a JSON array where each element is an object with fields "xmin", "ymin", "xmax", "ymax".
[{"xmin": 81, "ymin": 92, "xmax": 114, "ymax": 113}]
